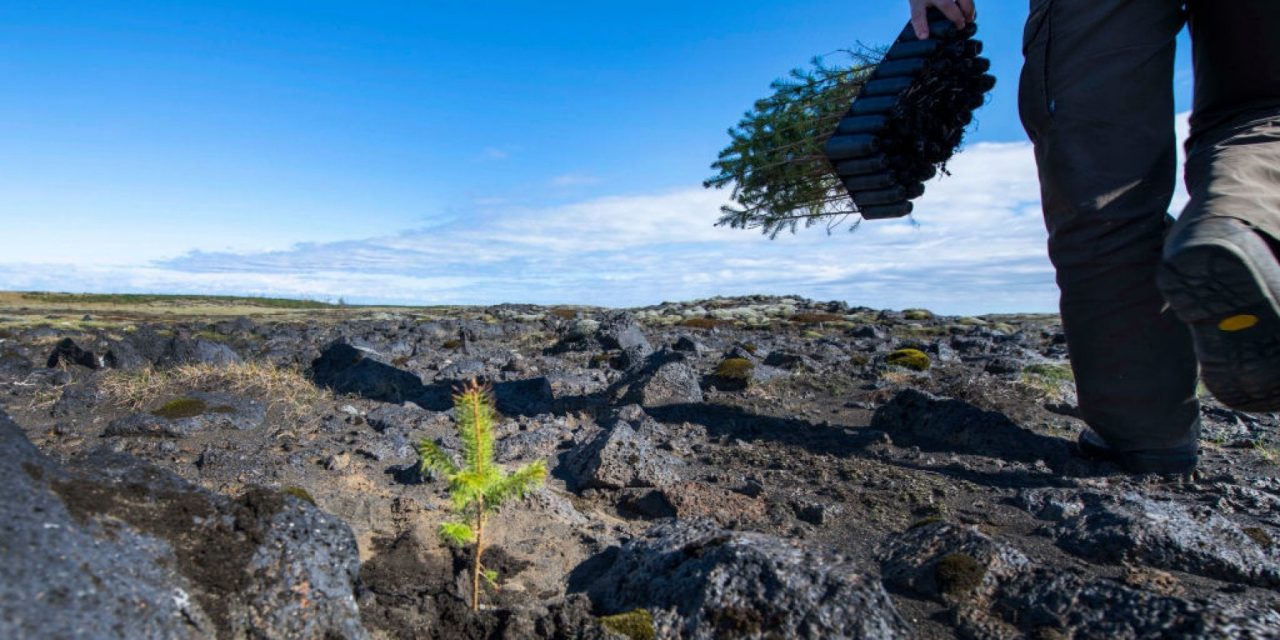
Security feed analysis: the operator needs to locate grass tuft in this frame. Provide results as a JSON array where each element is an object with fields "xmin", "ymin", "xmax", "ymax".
[{"xmin": 100, "ymin": 361, "xmax": 329, "ymax": 420}]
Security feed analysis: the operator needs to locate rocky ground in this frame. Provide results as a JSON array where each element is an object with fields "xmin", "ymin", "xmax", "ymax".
[{"xmin": 2, "ymin": 294, "xmax": 1278, "ymax": 639}]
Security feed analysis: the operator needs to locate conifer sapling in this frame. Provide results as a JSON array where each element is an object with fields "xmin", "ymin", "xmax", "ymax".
[{"xmin": 418, "ymin": 379, "xmax": 547, "ymax": 612}]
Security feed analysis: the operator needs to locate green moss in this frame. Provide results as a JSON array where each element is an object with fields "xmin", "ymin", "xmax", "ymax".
[
  {"xmin": 441, "ymin": 339, "xmax": 462, "ymax": 349},
  {"xmin": 902, "ymin": 308, "xmax": 933, "ymax": 321},
  {"xmin": 392, "ymin": 355, "xmax": 411, "ymax": 368},
  {"xmin": 935, "ymin": 553, "xmax": 986, "ymax": 596},
  {"xmin": 209, "ymin": 405, "xmax": 236, "ymax": 414},
  {"xmin": 599, "ymin": 609, "xmax": 655, "ymax": 640},
  {"xmin": 850, "ymin": 354, "xmax": 870, "ymax": 367},
  {"xmin": 1243, "ymin": 526, "xmax": 1274, "ymax": 548},
  {"xmin": 549, "ymin": 308, "xmax": 579, "ymax": 320},
  {"xmin": 715, "ymin": 357, "xmax": 755, "ymax": 382},
  {"xmin": 741, "ymin": 343, "xmax": 758, "ymax": 355},
  {"xmin": 151, "ymin": 397, "xmax": 208, "ymax": 419},
  {"xmin": 955, "ymin": 316, "xmax": 988, "ymax": 326},
  {"xmin": 887, "ymin": 348, "xmax": 930, "ymax": 371},
  {"xmin": 281, "ymin": 486, "xmax": 316, "ymax": 505}
]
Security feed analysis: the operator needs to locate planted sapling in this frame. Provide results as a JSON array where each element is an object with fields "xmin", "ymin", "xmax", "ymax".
[{"xmin": 418, "ymin": 379, "xmax": 547, "ymax": 611}]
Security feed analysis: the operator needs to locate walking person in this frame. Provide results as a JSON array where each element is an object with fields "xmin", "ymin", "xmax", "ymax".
[{"xmin": 908, "ymin": 0, "xmax": 1280, "ymax": 473}]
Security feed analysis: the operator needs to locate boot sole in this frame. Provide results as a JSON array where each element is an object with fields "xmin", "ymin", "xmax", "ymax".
[{"xmin": 1158, "ymin": 235, "xmax": 1280, "ymax": 412}]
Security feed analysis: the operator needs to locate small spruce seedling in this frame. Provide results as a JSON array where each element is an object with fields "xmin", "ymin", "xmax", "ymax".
[{"xmin": 418, "ymin": 379, "xmax": 547, "ymax": 611}]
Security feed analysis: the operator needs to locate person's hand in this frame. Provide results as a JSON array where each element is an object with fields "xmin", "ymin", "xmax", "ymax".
[{"xmin": 908, "ymin": 0, "xmax": 976, "ymax": 39}]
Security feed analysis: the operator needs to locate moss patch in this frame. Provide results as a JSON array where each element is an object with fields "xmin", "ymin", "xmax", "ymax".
[
  {"xmin": 1243, "ymin": 526, "xmax": 1274, "ymax": 548},
  {"xmin": 902, "ymin": 308, "xmax": 933, "ymax": 321},
  {"xmin": 887, "ymin": 348, "xmax": 930, "ymax": 371},
  {"xmin": 281, "ymin": 486, "xmax": 316, "ymax": 505},
  {"xmin": 441, "ymin": 339, "xmax": 462, "ymax": 350},
  {"xmin": 715, "ymin": 358, "xmax": 755, "ymax": 382},
  {"xmin": 152, "ymin": 397, "xmax": 209, "ymax": 419},
  {"xmin": 598, "ymin": 609, "xmax": 656, "ymax": 640},
  {"xmin": 935, "ymin": 553, "xmax": 986, "ymax": 596}
]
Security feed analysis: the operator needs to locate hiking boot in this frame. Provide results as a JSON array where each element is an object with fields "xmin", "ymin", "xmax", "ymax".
[
  {"xmin": 1158, "ymin": 217, "xmax": 1280, "ymax": 412},
  {"xmin": 1076, "ymin": 429, "xmax": 1199, "ymax": 474}
]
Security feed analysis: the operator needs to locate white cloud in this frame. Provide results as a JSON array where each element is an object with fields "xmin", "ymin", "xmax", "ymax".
[
  {"xmin": 550, "ymin": 173, "xmax": 602, "ymax": 187},
  {"xmin": 0, "ymin": 114, "xmax": 1195, "ymax": 315}
]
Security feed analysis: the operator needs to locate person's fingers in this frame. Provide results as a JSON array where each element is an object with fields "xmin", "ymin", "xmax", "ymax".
[
  {"xmin": 955, "ymin": 0, "xmax": 977, "ymax": 21},
  {"xmin": 911, "ymin": 4, "xmax": 930, "ymax": 39},
  {"xmin": 929, "ymin": 0, "xmax": 967, "ymax": 28}
]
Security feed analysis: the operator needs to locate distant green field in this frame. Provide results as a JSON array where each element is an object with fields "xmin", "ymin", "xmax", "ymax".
[{"xmin": 16, "ymin": 292, "xmax": 338, "ymax": 309}]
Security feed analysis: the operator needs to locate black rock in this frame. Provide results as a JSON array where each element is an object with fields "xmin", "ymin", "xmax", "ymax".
[
  {"xmin": 983, "ymin": 356, "xmax": 1022, "ymax": 375},
  {"xmin": 585, "ymin": 518, "xmax": 910, "ymax": 639},
  {"xmin": 564, "ymin": 420, "xmax": 681, "ymax": 490},
  {"xmin": 103, "ymin": 337, "xmax": 148, "ymax": 370},
  {"xmin": 672, "ymin": 335, "xmax": 704, "ymax": 354},
  {"xmin": 1047, "ymin": 491, "xmax": 1280, "ymax": 587},
  {"xmin": 45, "ymin": 337, "xmax": 101, "ymax": 369},
  {"xmin": 881, "ymin": 521, "xmax": 1280, "ymax": 638},
  {"xmin": 613, "ymin": 351, "xmax": 704, "ymax": 407},
  {"xmin": 104, "ymin": 392, "xmax": 267, "ymax": 437},
  {"xmin": 0, "ymin": 407, "xmax": 368, "ymax": 639},
  {"xmin": 311, "ymin": 341, "xmax": 426, "ymax": 403},
  {"xmin": 492, "ymin": 377, "xmax": 555, "ymax": 416},
  {"xmin": 157, "ymin": 336, "xmax": 242, "ymax": 368}
]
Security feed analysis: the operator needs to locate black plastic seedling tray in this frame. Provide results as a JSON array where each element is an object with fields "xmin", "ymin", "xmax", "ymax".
[{"xmin": 824, "ymin": 9, "xmax": 996, "ymax": 219}]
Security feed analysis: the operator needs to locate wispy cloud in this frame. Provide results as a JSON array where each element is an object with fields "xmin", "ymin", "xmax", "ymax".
[
  {"xmin": 550, "ymin": 173, "xmax": 601, "ymax": 187},
  {"xmin": 481, "ymin": 147, "xmax": 511, "ymax": 160}
]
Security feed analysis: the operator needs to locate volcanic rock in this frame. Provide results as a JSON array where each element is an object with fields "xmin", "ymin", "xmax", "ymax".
[{"xmin": 585, "ymin": 518, "xmax": 910, "ymax": 639}]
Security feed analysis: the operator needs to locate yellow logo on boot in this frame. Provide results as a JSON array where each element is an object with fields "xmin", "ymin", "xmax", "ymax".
[{"xmin": 1218, "ymin": 314, "xmax": 1259, "ymax": 332}]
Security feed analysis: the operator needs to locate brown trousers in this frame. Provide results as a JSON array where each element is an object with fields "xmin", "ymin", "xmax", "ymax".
[{"xmin": 1019, "ymin": 0, "xmax": 1280, "ymax": 450}]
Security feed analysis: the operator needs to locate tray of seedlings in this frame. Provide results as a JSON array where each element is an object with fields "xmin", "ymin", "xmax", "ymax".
[{"xmin": 705, "ymin": 8, "xmax": 995, "ymax": 235}]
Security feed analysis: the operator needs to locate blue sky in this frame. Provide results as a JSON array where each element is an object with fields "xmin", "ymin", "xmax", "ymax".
[{"xmin": 0, "ymin": 1, "xmax": 1195, "ymax": 314}]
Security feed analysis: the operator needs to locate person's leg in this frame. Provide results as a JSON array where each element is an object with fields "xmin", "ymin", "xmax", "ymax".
[
  {"xmin": 1019, "ymin": 0, "xmax": 1200, "ymax": 461},
  {"xmin": 1158, "ymin": 0, "xmax": 1280, "ymax": 411}
]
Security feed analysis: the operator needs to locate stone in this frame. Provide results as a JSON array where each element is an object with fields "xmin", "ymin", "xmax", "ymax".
[
  {"xmin": 1046, "ymin": 491, "xmax": 1280, "ymax": 587},
  {"xmin": 158, "ymin": 337, "xmax": 242, "ymax": 368},
  {"xmin": 614, "ymin": 351, "xmax": 704, "ymax": 408},
  {"xmin": 565, "ymin": 420, "xmax": 681, "ymax": 490},
  {"xmin": 104, "ymin": 392, "xmax": 267, "ymax": 437},
  {"xmin": 585, "ymin": 519, "xmax": 909, "ymax": 639},
  {"xmin": 45, "ymin": 337, "xmax": 101, "ymax": 369},
  {"xmin": 310, "ymin": 341, "xmax": 426, "ymax": 403},
  {"xmin": 0, "ymin": 407, "xmax": 367, "ymax": 639}
]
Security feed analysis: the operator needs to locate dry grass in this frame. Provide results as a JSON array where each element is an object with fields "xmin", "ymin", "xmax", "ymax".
[{"xmin": 99, "ymin": 361, "xmax": 331, "ymax": 419}]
